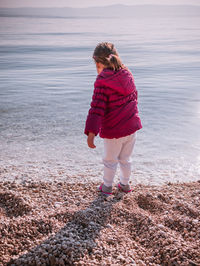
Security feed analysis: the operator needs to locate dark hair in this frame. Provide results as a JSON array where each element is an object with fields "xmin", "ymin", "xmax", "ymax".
[{"xmin": 93, "ymin": 42, "xmax": 123, "ymax": 71}]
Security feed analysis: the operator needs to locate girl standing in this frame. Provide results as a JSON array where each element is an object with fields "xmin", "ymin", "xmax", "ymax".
[{"xmin": 84, "ymin": 42, "xmax": 142, "ymax": 195}]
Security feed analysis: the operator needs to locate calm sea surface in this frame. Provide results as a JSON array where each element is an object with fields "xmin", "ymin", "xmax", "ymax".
[{"xmin": 0, "ymin": 12, "xmax": 200, "ymax": 185}]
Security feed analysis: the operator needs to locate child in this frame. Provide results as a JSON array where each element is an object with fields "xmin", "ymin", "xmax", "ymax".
[{"xmin": 84, "ymin": 42, "xmax": 142, "ymax": 195}]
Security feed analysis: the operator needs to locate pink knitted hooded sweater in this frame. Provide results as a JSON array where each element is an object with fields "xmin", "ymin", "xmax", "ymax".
[{"xmin": 84, "ymin": 67, "xmax": 142, "ymax": 139}]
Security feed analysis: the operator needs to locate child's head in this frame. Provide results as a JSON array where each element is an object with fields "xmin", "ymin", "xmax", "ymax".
[{"xmin": 93, "ymin": 42, "xmax": 123, "ymax": 73}]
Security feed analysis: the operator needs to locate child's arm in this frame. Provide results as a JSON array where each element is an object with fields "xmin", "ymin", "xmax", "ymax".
[
  {"xmin": 84, "ymin": 86, "xmax": 107, "ymax": 146},
  {"xmin": 87, "ymin": 132, "xmax": 96, "ymax": 149}
]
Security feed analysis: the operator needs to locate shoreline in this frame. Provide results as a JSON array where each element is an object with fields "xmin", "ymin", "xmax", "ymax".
[{"xmin": 0, "ymin": 180, "xmax": 200, "ymax": 265}]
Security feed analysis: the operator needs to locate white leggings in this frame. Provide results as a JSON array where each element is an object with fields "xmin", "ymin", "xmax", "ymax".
[{"xmin": 103, "ymin": 133, "xmax": 136, "ymax": 187}]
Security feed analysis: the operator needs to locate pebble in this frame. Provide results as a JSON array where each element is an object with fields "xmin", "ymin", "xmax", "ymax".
[
  {"xmin": 138, "ymin": 259, "xmax": 146, "ymax": 266},
  {"xmin": 157, "ymin": 224, "xmax": 165, "ymax": 230},
  {"xmin": 192, "ymin": 219, "xmax": 199, "ymax": 225},
  {"xmin": 106, "ymin": 224, "xmax": 113, "ymax": 229},
  {"xmin": 54, "ymin": 202, "xmax": 62, "ymax": 208}
]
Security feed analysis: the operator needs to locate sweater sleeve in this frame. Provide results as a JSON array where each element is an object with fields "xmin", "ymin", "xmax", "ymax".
[{"xmin": 84, "ymin": 87, "xmax": 107, "ymax": 136}]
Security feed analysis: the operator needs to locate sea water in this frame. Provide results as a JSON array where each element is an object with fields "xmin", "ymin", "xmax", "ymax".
[{"xmin": 0, "ymin": 12, "xmax": 200, "ymax": 185}]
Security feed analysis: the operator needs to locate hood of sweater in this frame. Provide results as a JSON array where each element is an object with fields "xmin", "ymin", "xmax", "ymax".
[{"xmin": 94, "ymin": 68, "xmax": 136, "ymax": 96}]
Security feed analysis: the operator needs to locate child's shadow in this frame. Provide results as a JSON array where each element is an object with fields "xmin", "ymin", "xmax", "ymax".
[{"xmin": 8, "ymin": 193, "xmax": 124, "ymax": 265}]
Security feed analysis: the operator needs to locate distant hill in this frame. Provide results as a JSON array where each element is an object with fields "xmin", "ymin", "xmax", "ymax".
[{"xmin": 0, "ymin": 5, "xmax": 200, "ymax": 18}]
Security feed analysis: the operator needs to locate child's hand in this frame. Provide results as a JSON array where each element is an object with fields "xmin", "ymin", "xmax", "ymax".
[{"xmin": 87, "ymin": 132, "xmax": 96, "ymax": 149}]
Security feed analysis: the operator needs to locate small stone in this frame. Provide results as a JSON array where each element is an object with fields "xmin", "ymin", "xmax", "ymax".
[
  {"xmin": 157, "ymin": 224, "xmax": 165, "ymax": 230},
  {"xmin": 117, "ymin": 255, "xmax": 126, "ymax": 262},
  {"xmin": 106, "ymin": 224, "xmax": 113, "ymax": 229},
  {"xmin": 59, "ymin": 258, "xmax": 65, "ymax": 265},
  {"xmin": 192, "ymin": 219, "xmax": 198, "ymax": 225},
  {"xmin": 138, "ymin": 260, "xmax": 146, "ymax": 266}
]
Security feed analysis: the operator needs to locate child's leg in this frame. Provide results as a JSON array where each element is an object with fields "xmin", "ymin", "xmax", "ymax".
[
  {"xmin": 118, "ymin": 133, "xmax": 136, "ymax": 185},
  {"xmin": 103, "ymin": 138, "xmax": 123, "ymax": 187}
]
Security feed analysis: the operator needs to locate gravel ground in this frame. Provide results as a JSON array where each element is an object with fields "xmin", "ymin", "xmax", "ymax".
[{"xmin": 0, "ymin": 180, "xmax": 200, "ymax": 265}]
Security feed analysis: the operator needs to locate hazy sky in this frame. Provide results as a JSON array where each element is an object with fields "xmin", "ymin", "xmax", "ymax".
[{"xmin": 1, "ymin": 0, "xmax": 200, "ymax": 8}]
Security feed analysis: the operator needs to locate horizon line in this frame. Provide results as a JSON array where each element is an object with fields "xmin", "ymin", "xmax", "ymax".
[{"xmin": 1, "ymin": 4, "xmax": 200, "ymax": 9}]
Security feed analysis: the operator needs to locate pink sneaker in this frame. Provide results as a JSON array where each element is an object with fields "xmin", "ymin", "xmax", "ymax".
[
  {"xmin": 117, "ymin": 183, "xmax": 132, "ymax": 193},
  {"xmin": 98, "ymin": 183, "xmax": 112, "ymax": 195}
]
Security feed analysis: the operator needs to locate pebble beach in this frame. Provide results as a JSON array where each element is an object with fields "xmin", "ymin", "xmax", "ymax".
[
  {"xmin": 0, "ymin": 179, "xmax": 200, "ymax": 265},
  {"xmin": 1, "ymin": 6, "xmax": 200, "ymax": 265}
]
